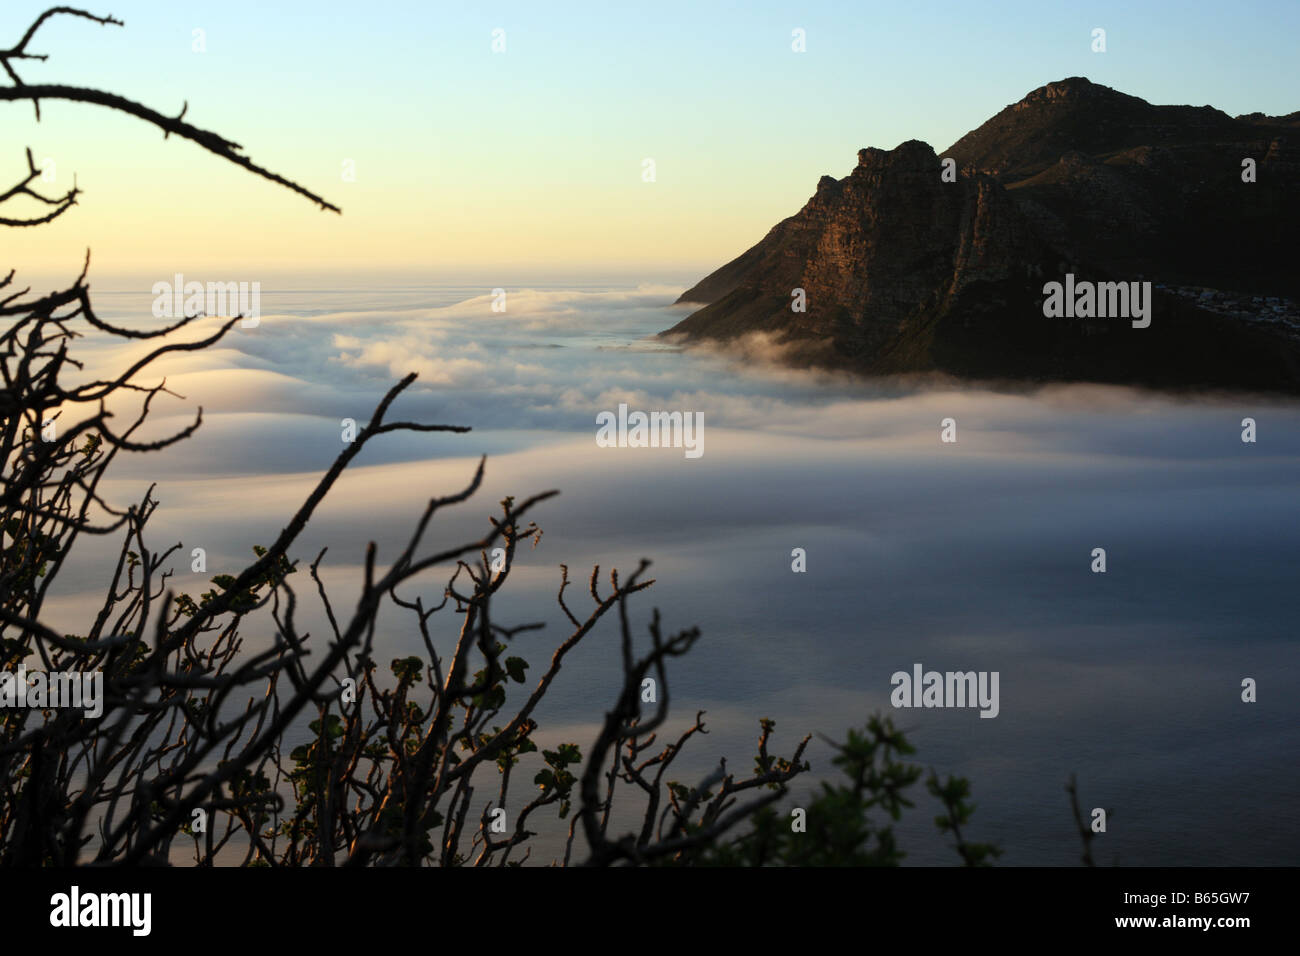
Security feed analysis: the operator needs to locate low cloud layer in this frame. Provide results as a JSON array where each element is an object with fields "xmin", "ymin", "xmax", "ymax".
[{"xmin": 40, "ymin": 284, "xmax": 1300, "ymax": 864}]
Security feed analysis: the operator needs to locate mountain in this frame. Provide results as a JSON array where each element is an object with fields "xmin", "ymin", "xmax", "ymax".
[{"xmin": 664, "ymin": 78, "xmax": 1300, "ymax": 392}]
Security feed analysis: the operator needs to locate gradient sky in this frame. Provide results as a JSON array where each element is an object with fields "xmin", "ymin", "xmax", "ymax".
[{"xmin": 4, "ymin": 0, "xmax": 1298, "ymax": 285}]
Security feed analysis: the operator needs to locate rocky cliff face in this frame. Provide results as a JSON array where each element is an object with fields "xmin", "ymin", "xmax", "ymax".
[
  {"xmin": 670, "ymin": 140, "xmax": 1052, "ymax": 371},
  {"xmin": 665, "ymin": 78, "xmax": 1300, "ymax": 392}
]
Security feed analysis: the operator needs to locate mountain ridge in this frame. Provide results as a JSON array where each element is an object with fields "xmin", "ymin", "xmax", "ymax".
[{"xmin": 665, "ymin": 78, "xmax": 1300, "ymax": 393}]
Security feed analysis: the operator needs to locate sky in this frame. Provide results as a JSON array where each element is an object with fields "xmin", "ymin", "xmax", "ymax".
[{"xmin": 4, "ymin": 0, "xmax": 1299, "ymax": 286}]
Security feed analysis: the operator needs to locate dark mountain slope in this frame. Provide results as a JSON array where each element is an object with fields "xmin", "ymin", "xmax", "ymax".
[
  {"xmin": 947, "ymin": 77, "xmax": 1300, "ymax": 296},
  {"xmin": 666, "ymin": 79, "xmax": 1300, "ymax": 392},
  {"xmin": 945, "ymin": 77, "xmax": 1243, "ymax": 180}
]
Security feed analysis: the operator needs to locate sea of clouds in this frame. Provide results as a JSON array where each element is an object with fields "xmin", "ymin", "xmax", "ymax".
[{"xmin": 38, "ymin": 283, "xmax": 1300, "ymax": 864}]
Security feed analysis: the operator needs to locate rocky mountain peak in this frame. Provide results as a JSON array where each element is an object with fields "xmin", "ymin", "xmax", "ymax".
[{"xmin": 664, "ymin": 80, "xmax": 1300, "ymax": 393}]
